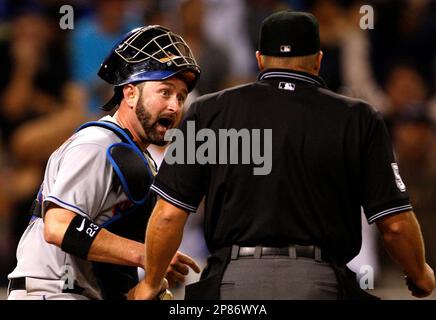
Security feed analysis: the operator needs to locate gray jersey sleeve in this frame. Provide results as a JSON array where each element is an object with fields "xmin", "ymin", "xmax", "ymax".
[{"xmin": 42, "ymin": 142, "xmax": 115, "ymax": 220}]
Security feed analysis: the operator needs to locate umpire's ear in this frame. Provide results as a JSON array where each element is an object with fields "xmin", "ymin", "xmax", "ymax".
[
  {"xmin": 314, "ymin": 50, "xmax": 323, "ymax": 74},
  {"xmin": 256, "ymin": 51, "xmax": 265, "ymax": 71}
]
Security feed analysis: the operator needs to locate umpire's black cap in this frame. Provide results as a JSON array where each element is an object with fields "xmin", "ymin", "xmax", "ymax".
[{"xmin": 259, "ymin": 11, "xmax": 320, "ymax": 57}]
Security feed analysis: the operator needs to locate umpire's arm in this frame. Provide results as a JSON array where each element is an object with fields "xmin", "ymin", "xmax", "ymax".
[
  {"xmin": 376, "ymin": 210, "xmax": 435, "ymax": 297},
  {"xmin": 129, "ymin": 198, "xmax": 189, "ymax": 300}
]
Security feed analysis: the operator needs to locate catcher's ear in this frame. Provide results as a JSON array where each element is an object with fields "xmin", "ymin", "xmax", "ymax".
[
  {"xmin": 123, "ymin": 84, "xmax": 138, "ymax": 108},
  {"xmin": 123, "ymin": 84, "xmax": 135, "ymax": 98}
]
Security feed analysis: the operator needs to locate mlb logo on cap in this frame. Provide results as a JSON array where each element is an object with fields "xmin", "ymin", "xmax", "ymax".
[{"xmin": 280, "ymin": 45, "xmax": 291, "ymax": 52}]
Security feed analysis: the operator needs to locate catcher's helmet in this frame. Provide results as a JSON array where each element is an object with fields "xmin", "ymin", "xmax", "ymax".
[{"xmin": 98, "ymin": 25, "xmax": 200, "ymax": 110}]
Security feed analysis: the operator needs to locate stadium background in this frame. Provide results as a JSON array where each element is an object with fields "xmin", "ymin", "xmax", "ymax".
[{"xmin": 0, "ymin": 0, "xmax": 435, "ymax": 299}]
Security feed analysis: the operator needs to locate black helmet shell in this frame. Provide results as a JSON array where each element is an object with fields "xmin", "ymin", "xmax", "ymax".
[{"xmin": 98, "ymin": 25, "xmax": 200, "ymax": 110}]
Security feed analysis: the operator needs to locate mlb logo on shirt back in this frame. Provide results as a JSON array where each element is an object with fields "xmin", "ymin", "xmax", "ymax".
[{"xmin": 278, "ymin": 82, "xmax": 295, "ymax": 91}]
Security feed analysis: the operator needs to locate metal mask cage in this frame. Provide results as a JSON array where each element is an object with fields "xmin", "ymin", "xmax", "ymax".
[{"xmin": 114, "ymin": 26, "xmax": 198, "ymax": 69}]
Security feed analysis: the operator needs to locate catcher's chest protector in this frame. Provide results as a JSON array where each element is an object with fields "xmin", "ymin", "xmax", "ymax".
[{"xmin": 76, "ymin": 121, "xmax": 157, "ymax": 300}]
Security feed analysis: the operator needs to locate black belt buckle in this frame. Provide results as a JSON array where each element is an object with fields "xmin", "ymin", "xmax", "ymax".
[{"xmin": 260, "ymin": 247, "xmax": 289, "ymax": 256}]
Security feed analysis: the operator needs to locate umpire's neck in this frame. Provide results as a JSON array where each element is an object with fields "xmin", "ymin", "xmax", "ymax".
[{"xmin": 255, "ymin": 50, "xmax": 323, "ymax": 76}]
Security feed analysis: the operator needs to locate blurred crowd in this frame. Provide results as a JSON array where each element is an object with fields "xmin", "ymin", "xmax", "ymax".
[{"xmin": 0, "ymin": 0, "xmax": 435, "ymax": 296}]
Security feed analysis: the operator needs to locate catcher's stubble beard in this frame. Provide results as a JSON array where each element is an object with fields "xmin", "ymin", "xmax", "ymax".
[{"xmin": 135, "ymin": 91, "xmax": 168, "ymax": 147}]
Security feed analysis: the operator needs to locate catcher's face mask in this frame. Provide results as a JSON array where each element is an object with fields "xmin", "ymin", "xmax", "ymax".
[{"xmin": 98, "ymin": 25, "xmax": 200, "ymax": 110}]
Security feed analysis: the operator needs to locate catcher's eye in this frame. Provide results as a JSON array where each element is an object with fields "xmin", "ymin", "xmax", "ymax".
[{"xmin": 160, "ymin": 89, "xmax": 170, "ymax": 97}]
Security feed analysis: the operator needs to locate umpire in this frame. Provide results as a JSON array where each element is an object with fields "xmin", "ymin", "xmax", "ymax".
[{"xmin": 130, "ymin": 11, "xmax": 435, "ymax": 299}]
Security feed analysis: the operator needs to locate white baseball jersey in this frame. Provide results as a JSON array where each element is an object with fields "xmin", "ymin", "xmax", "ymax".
[{"xmin": 8, "ymin": 116, "xmax": 154, "ymax": 300}]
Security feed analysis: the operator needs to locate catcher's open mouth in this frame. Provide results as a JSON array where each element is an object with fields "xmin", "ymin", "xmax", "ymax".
[{"xmin": 157, "ymin": 117, "xmax": 173, "ymax": 129}]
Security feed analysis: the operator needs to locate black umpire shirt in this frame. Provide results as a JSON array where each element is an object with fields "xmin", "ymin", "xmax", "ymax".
[{"xmin": 151, "ymin": 68, "xmax": 412, "ymax": 263}]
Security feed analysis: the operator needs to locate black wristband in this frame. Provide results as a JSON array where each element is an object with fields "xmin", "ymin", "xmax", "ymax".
[{"xmin": 61, "ymin": 215, "xmax": 102, "ymax": 259}]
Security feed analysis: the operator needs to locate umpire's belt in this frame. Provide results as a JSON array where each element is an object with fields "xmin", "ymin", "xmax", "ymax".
[{"xmin": 231, "ymin": 245, "xmax": 326, "ymax": 262}]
